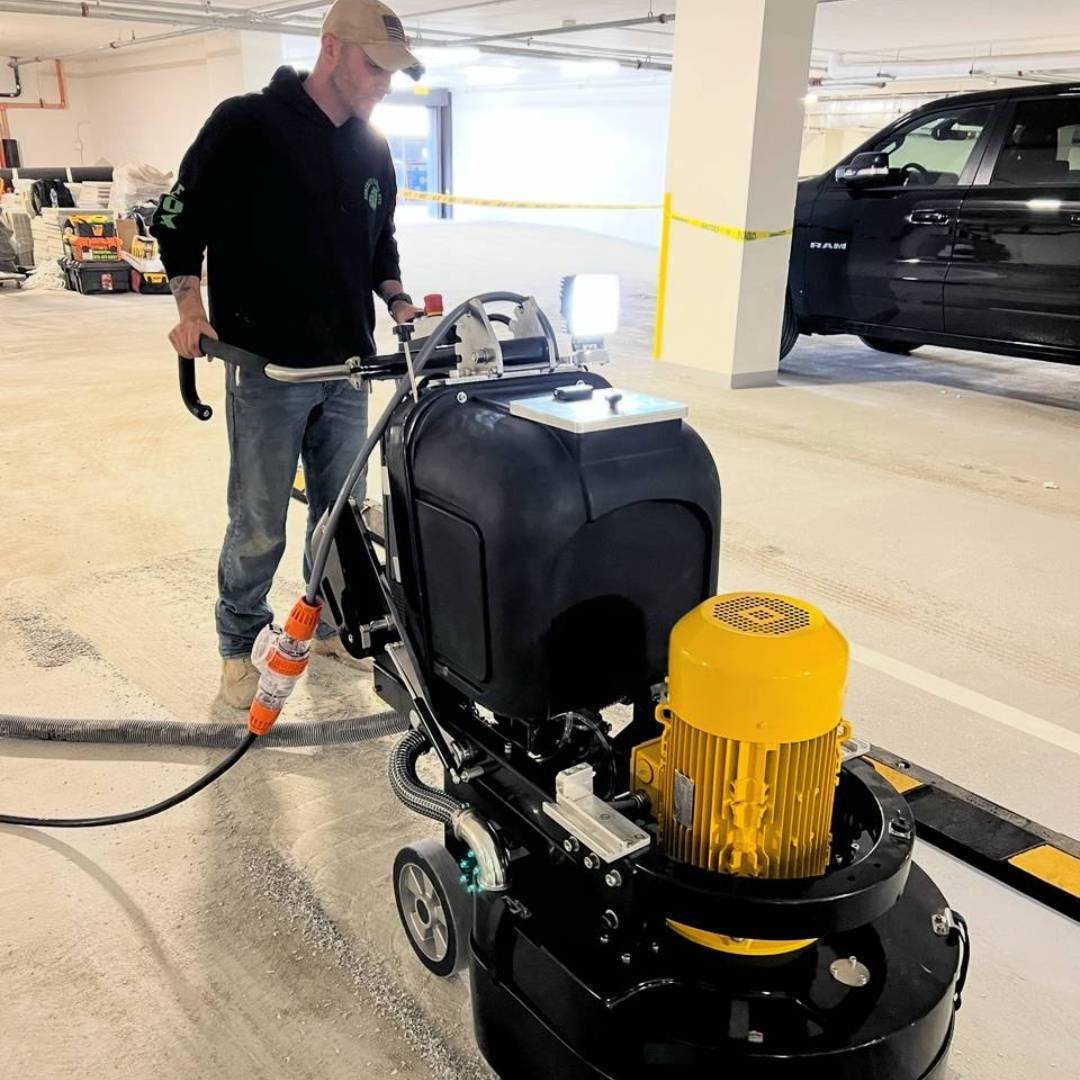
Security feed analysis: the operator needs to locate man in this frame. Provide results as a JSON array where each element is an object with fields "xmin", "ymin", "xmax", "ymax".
[{"xmin": 153, "ymin": 0, "xmax": 423, "ymax": 708}]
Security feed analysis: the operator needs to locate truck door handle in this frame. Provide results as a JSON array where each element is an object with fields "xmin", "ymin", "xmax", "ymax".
[
  {"xmin": 1069, "ymin": 213, "xmax": 1080, "ymax": 227},
  {"xmin": 909, "ymin": 209, "xmax": 951, "ymax": 225}
]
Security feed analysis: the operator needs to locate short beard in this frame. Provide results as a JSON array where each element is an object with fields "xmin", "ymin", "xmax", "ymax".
[{"xmin": 329, "ymin": 64, "xmax": 374, "ymax": 122}]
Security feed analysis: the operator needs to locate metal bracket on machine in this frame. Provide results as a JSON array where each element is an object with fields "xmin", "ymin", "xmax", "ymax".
[
  {"xmin": 510, "ymin": 297, "xmax": 544, "ymax": 342},
  {"xmin": 543, "ymin": 763, "xmax": 652, "ymax": 864},
  {"xmin": 454, "ymin": 301, "xmax": 504, "ymax": 378}
]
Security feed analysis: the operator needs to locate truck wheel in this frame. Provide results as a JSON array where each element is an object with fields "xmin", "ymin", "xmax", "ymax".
[
  {"xmin": 779, "ymin": 294, "xmax": 800, "ymax": 361},
  {"xmin": 859, "ymin": 336, "xmax": 921, "ymax": 355},
  {"xmin": 393, "ymin": 839, "xmax": 472, "ymax": 977}
]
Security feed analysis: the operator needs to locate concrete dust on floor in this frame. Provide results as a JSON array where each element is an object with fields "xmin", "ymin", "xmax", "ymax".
[
  {"xmin": 2, "ymin": 736, "xmax": 488, "ymax": 1080},
  {"xmin": 2, "ymin": 221, "xmax": 1079, "ymax": 1080}
]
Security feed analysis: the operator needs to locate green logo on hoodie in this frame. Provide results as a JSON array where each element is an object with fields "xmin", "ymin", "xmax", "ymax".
[
  {"xmin": 158, "ymin": 182, "xmax": 186, "ymax": 229},
  {"xmin": 363, "ymin": 178, "xmax": 382, "ymax": 212}
]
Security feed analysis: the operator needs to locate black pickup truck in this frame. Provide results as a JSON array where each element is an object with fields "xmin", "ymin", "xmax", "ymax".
[{"xmin": 783, "ymin": 83, "xmax": 1080, "ymax": 365}]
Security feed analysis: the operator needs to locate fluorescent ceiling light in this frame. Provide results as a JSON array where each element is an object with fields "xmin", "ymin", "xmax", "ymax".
[
  {"xmin": 465, "ymin": 65, "xmax": 520, "ymax": 86},
  {"xmin": 414, "ymin": 46, "xmax": 481, "ymax": 67},
  {"xmin": 560, "ymin": 60, "xmax": 621, "ymax": 79}
]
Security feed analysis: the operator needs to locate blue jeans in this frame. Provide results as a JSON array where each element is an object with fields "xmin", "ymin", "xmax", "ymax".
[{"xmin": 216, "ymin": 363, "xmax": 368, "ymax": 658}]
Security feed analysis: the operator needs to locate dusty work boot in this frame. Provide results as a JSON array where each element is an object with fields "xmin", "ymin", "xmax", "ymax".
[
  {"xmin": 311, "ymin": 634, "xmax": 374, "ymax": 671},
  {"xmin": 220, "ymin": 656, "xmax": 259, "ymax": 709}
]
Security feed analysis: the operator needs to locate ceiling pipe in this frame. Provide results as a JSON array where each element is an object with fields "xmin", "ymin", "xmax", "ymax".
[
  {"xmin": 829, "ymin": 50, "xmax": 1080, "ymax": 81},
  {"xmin": 0, "ymin": 58, "xmax": 66, "ymax": 109},
  {"xmin": 468, "ymin": 43, "xmax": 670, "ymax": 71},
  {"xmin": 413, "ymin": 32, "xmax": 671, "ymax": 63},
  {"xmin": 7, "ymin": 2, "xmax": 673, "ymax": 71},
  {"xmin": 447, "ymin": 13, "xmax": 674, "ymax": 48},
  {"xmin": 0, "ymin": 0, "xmax": 322, "ymax": 34},
  {"xmin": 1, "ymin": 57, "xmax": 22, "ymax": 96},
  {"xmin": 404, "ymin": 0, "xmax": 518, "ymax": 16},
  {"xmin": 0, "ymin": 58, "xmax": 68, "ymax": 164},
  {"xmin": 76, "ymin": 0, "xmax": 259, "ymax": 14},
  {"xmin": 14, "ymin": 26, "xmax": 207, "ymax": 66}
]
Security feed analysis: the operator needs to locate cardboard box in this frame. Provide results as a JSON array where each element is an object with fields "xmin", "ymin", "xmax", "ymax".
[{"xmin": 117, "ymin": 218, "xmax": 138, "ymax": 254}]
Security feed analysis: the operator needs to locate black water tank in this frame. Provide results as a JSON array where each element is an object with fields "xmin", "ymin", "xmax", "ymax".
[{"xmin": 385, "ymin": 372, "xmax": 721, "ymax": 720}]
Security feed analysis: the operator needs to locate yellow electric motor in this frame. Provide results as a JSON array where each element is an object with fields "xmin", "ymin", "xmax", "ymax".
[{"xmin": 631, "ymin": 592, "xmax": 851, "ymax": 955}]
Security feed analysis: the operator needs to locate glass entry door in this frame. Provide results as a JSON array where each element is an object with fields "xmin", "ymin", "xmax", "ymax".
[{"xmin": 373, "ymin": 91, "xmax": 449, "ymax": 221}]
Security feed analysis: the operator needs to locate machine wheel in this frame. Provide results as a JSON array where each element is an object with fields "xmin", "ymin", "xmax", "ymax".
[
  {"xmin": 859, "ymin": 336, "xmax": 921, "ymax": 355},
  {"xmin": 393, "ymin": 839, "xmax": 472, "ymax": 977},
  {"xmin": 779, "ymin": 293, "xmax": 800, "ymax": 360}
]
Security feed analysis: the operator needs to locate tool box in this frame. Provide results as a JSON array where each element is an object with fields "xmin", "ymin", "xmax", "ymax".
[
  {"xmin": 64, "ymin": 213, "xmax": 116, "ymax": 238},
  {"xmin": 130, "ymin": 266, "xmax": 170, "ymax": 294},
  {"xmin": 66, "ymin": 235, "xmax": 123, "ymax": 261},
  {"xmin": 62, "ymin": 257, "xmax": 131, "ymax": 294},
  {"xmin": 121, "ymin": 251, "xmax": 169, "ymax": 293}
]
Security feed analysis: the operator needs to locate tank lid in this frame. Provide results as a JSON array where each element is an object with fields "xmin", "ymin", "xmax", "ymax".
[{"xmin": 508, "ymin": 386, "xmax": 687, "ymax": 434}]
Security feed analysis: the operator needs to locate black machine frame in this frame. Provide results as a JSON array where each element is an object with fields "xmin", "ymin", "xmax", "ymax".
[{"xmin": 178, "ymin": 298, "xmax": 969, "ymax": 1080}]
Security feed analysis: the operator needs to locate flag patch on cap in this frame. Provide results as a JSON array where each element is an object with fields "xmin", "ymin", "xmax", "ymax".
[{"xmin": 383, "ymin": 14, "xmax": 406, "ymax": 42}]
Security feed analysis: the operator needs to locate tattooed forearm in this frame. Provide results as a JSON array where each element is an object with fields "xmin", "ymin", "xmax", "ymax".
[
  {"xmin": 168, "ymin": 274, "xmax": 206, "ymax": 318},
  {"xmin": 169, "ymin": 275, "xmax": 199, "ymax": 299}
]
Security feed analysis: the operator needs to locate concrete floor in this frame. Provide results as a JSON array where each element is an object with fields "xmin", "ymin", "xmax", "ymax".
[{"xmin": 1, "ymin": 222, "xmax": 1078, "ymax": 1079}]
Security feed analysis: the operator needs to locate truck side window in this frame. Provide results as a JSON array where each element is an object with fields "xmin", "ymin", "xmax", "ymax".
[
  {"xmin": 992, "ymin": 98, "xmax": 1080, "ymax": 186},
  {"xmin": 873, "ymin": 106, "xmax": 993, "ymax": 187}
]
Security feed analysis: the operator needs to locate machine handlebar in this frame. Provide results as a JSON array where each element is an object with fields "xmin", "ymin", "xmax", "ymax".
[
  {"xmin": 178, "ymin": 335, "xmax": 267, "ymax": 422},
  {"xmin": 179, "ymin": 322, "xmax": 554, "ymax": 421}
]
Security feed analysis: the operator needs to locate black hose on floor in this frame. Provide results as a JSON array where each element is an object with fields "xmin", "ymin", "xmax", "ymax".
[
  {"xmin": 0, "ymin": 710, "xmax": 408, "ymax": 749},
  {"xmin": 0, "ymin": 733, "xmax": 259, "ymax": 828},
  {"xmin": 0, "ymin": 710, "xmax": 409, "ymax": 829}
]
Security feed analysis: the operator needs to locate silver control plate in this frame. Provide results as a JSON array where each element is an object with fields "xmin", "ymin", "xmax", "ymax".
[
  {"xmin": 509, "ymin": 386, "xmax": 687, "ymax": 434},
  {"xmin": 542, "ymin": 763, "xmax": 652, "ymax": 863}
]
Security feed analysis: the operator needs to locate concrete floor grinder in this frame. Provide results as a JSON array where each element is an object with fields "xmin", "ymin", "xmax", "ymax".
[{"xmin": 7, "ymin": 287, "xmax": 967, "ymax": 1077}]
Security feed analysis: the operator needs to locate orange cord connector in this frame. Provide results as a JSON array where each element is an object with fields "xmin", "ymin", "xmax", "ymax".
[{"xmin": 248, "ymin": 597, "xmax": 323, "ymax": 736}]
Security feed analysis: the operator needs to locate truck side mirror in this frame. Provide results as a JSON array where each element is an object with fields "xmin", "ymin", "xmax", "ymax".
[{"xmin": 835, "ymin": 151, "xmax": 891, "ymax": 187}]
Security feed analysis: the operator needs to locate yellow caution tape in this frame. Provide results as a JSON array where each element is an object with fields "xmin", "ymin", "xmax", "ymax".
[
  {"xmin": 653, "ymin": 193, "xmax": 793, "ymax": 358},
  {"xmin": 398, "ymin": 188, "xmax": 662, "ymax": 210},
  {"xmin": 398, "ymin": 190, "xmax": 792, "ymax": 243},
  {"xmin": 670, "ymin": 209, "xmax": 793, "ymax": 243}
]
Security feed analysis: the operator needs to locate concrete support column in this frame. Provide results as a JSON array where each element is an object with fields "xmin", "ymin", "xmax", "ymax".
[{"xmin": 654, "ymin": 0, "xmax": 818, "ymax": 388}]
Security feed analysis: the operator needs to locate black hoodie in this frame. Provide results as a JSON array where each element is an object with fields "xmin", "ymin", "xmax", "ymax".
[{"xmin": 152, "ymin": 66, "xmax": 401, "ymax": 367}]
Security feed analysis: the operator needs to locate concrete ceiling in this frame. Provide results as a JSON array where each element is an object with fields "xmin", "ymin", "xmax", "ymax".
[{"xmin": 4, "ymin": 0, "xmax": 1080, "ymax": 73}]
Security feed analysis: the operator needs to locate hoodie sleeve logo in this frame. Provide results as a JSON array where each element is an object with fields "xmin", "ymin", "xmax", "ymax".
[
  {"xmin": 363, "ymin": 178, "xmax": 383, "ymax": 212},
  {"xmin": 157, "ymin": 182, "xmax": 186, "ymax": 229}
]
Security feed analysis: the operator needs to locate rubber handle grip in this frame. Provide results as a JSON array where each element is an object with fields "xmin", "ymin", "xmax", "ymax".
[
  {"xmin": 179, "ymin": 335, "xmax": 270, "ymax": 421},
  {"xmin": 178, "ymin": 355, "xmax": 212, "ymax": 421}
]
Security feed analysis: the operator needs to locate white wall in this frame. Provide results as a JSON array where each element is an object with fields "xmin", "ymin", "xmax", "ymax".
[
  {"xmin": 6, "ymin": 32, "xmax": 284, "ymax": 173},
  {"xmin": 451, "ymin": 77, "xmax": 671, "ymax": 247},
  {"xmin": 4, "ymin": 62, "xmax": 91, "ymax": 165},
  {"xmin": 450, "ymin": 75, "xmax": 898, "ymax": 246},
  {"xmin": 799, "ymin": 127, "xmax": 873, "ymax": 177}
]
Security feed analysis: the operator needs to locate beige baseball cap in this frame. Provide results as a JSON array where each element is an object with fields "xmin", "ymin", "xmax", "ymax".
[{"xmin": 322, "ymin": 0, "xmax": 424, "ymax": 81}]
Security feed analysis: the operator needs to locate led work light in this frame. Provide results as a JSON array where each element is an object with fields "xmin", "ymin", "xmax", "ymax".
[{"xmin": 560, "ymin": 273, "xmax": 621, "ymax": 340}]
